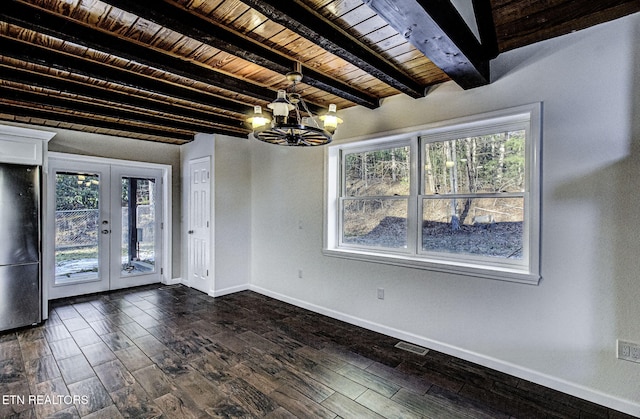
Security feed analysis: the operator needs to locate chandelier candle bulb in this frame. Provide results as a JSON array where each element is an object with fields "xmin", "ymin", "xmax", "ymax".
[
  {"xmin": 319, "ymin": 104, "xmax": 343, "ymax": 133},
  {"xmin": 267, "ymin": 90, "xmax": 294, "ymax": 124},
  {"xmin": 246, "ymin": 105, "xmax": 270, "ymax": 130}
]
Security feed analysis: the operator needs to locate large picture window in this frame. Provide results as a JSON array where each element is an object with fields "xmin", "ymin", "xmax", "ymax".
[{"xmin": 324, "ymin": 104, "xmax": 541, "ymax": 284}]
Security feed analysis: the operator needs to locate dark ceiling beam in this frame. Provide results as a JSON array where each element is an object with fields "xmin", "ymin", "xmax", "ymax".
[
  {"xmin": 100, "ymin": 0, "xmax": 379, "ymax": 109},
  {"xmin": 472, "ymin": 0, "xmax": 499, "ymax": 59},
  {"xmin": 2, "ymin": 1, "xmax": 275, "ymax": 102},
  {"xmin": 0, "ymin": 65, "xmax": 247, "ymax": 131},
  {"xmin": 1, "ymin": 36, "xmax": 252, "ymax": 116},
  {"xmin": 0, "ymin": 85, "xmax": 248, "ymax": 138},
  {"xmin": 0, "ymin": 102, "xmax": 194, "ymax": 143},
  {"xmin": 364, "ymin": 0, "xmax": 491, "ymax": 89},
  {"xmin": 241, "ymin": 0, "xmax": 426, "ymax": 98}
]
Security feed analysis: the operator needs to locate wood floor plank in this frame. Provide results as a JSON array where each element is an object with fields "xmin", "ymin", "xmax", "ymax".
[
  {"xmin": 109, "ymin": 382, "xmax": 163, "ymax": 419},
  {"xmin": 70, "ymin": 327, "xmax": 103, "ymax": 348},
  {"xmin": 229, "ymin": 361, "xmax": 284, "ymax": 395},
  {"xmin": 113, "ymin": 346, "xmax": 154, "ymax": 372},
  {"xmin": 306, "ymin": 364, "xmax": 368, "ymax": 400},
  {"xmin": 355, "ymin": 388, "xmax": 423, "ymax": 419},
  {"xmin": 220, "ymin": 377, "xmax": 280, "ymax": 417},
  {"xmin": 0, "ymin": 284, "xmax": 633, "ymax": 419},
  {"xmin": 56, "ymin": 354, "xmax": 96, "ymax": 384},
  {"xmin": 18, "ymin": 337, "xmax": 52, "ymax": 361},
  {"xmin": 321, "ymin": 391, "xmax": 385, "ymax": 419},
  {"xmin": 93, "ymin": 359, "xmax": 136, "ymax": 393},
  {"xmin": 366, "ymin": 361, "xmax": 433, "ymax": 394},
  {"xmin": 67, "ymin": 376, "xmax": 113, "ymax": 416},
  {"xmin": 269, "ymin": 385, "xmax": 338, "ymax": 419},
  {"xmin": 336, "ymin": 362, "xmax": 402, "ymax": 398},
  {"xmin": 24, "ymin": 354, "xmax": 61, "ymax": 385},
  {"xmin": 131, "ymin": 365, "xmax": 175, "ymax": 399},
  {"xmin": 392, "ymin": 387, "xmax": 506, "ymax": 419},
  {"xmin": 173, "ymin": 370, "xmax": 227, "ymax": 410},
  {"xmin": 153, "ymin": 389, "xmax": 209, "ymax": 418}
]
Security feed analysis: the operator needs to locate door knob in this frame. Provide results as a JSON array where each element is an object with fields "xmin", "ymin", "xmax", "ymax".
[{"xmin": 101, "ymin": 229, "xmax": 111, "ymax": 234}]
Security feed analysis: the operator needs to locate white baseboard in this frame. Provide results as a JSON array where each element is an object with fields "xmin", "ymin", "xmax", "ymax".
[
  {"xmin": 163, "ymin": 277, "xmax": 183, "ymax": 286},
  {"xmin": 211, "ymin": 284, "xmax": 250, "ymax": 297},
  {"xmin": 249, "ymin": 285, "xmax": 640, "ymax": 417}
]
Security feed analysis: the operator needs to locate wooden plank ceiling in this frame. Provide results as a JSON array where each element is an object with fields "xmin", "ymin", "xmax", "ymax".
[{"xmin": 0, "ymin": 0, "xmax": 638, "ymax": 145}]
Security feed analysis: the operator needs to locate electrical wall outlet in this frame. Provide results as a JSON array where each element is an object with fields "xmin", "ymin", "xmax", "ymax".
[{"xmin": 617, "ymin": 340, "xmax": 640, "ymax": 363}]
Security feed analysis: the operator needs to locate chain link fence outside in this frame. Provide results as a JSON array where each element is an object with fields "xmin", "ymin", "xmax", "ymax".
[
  {"xmin": 55, "ymin": 207, "xmax": 155, "ymax": 267},
  {"xmin": 55, "ymin": 209, "xmax": 99, "ymax": 249}
]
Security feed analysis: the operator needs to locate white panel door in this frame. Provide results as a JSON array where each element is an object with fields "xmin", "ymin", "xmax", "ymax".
[{"xmin": 187, "ymin": 157, "xmax": 211, "ymax": 294}]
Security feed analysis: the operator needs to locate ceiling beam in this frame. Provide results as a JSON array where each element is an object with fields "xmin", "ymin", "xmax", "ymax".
[
  {"xmin": 364, "ymin": 0, "xmax": 491, "ymax": 89},
  {"xmin": 241, "ymin": 0, "xmax": 427, "ymax": 98},
  {"xmin": 472, "ymin": 0, "xmax": 499, "ymax": 59},
  {"xmin": 0, "ymin": 65, "xmax": 247, "ymax": 132},
  {"xmin": 1, "ymin": 36, "xmax": 253, "ymax": 116},
  {"xmin": 2, "ymin": 1, "xmax": 276, "ymax": 102},
  {"xmin": 0, "ymin": 85, "xmax": 248, "ymax": 138},
  {"xmin": 100, "ymin": 0, "xmax": 379, "ymax": 109},
  {"xmin": 0, "ymin": 102, "xmax": 194, "ymax": 143}
]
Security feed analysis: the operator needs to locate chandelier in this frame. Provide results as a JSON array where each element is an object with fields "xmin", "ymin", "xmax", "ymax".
[{"xmin": 247, "ymin": 66, "xmax": 343, "ymax": 146}]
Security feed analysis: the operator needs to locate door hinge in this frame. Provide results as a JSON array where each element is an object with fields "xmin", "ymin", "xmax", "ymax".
[
  {"xmin": 206, "ymin": 270, "xmax": 209, "ymax": 276},
  {"xmin": 161, "ymin": 222, "xmax": 164, "ymax": 230},
  {"xmin": 161, "ymin": 268, "xmax": 163, "ymax": 275}
]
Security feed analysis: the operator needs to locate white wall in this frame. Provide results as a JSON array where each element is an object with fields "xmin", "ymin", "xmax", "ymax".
[
  {"xmin": 1, "ymin": 123, "xmax": 183, "ymax": 278},
  {"xmin": 249, "ymin": 13, "xmax": 640, "ymax": 415},
  {"xmin": 181, "ymin": 133, "xmax": 251, "ymax": 295},
  {"xmin": 212, "ymin": 135, "xmax": 252, "ymax": 295}
]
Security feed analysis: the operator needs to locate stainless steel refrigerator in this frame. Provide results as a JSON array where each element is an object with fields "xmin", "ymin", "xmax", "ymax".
[{"xmin": 0, "ymin": 163, "xmax": 41, "ymax": 331}]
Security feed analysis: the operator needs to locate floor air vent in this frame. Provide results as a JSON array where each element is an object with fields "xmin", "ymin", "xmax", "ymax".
[{"xmin": 394, "ymin": 341, "xmax": 428, "ymax": 356}]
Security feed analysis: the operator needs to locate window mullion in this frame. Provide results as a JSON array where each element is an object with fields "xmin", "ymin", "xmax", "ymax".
[{"xmin": 406, "ymin": 135, "xmax": 419, "ymax": 255}]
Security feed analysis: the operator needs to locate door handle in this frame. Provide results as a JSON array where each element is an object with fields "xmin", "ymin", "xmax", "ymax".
[
  {"xmin": 188, "ymin": 230, "xmax": 194, "ymax": 234},
  {"xmin": 101, "ymin": 229, "xmax": 111, "ymax": 234}
]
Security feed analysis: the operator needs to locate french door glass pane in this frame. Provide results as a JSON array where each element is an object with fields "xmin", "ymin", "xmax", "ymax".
[
  {"xmin": 120, "ymin": 177, "xmax": 156, "ymax": 276},
  {"xmin": 342, "ymin": 198, "xmax": 408, "ymax": 248},
  {"xmin": 54, "ymin": 172, "xmax": 100, "ymax": 284},
  {"xmin": 422, "ymin": 196, "xmax": 525, "ymax": 259}
]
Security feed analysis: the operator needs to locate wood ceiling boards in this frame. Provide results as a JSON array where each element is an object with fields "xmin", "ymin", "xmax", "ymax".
[{"xmin": 0, "ymin": 0, "xmax": 637, "ymax": 144}]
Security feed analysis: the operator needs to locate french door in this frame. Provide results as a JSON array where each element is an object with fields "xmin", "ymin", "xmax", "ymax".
[{"xmin": 48, "ymin": 157, "xmax": 164, "ymax": 299}]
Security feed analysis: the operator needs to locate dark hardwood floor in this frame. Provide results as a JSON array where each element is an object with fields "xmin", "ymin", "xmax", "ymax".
[{"xmin": 0, "ymin": 284, "xmax": 635, "ymax": 418}]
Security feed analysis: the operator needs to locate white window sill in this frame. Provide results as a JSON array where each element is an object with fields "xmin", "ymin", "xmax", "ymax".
[{"xmin": 323, "ymin": 247, "xmax": 541, "ymax": 285}]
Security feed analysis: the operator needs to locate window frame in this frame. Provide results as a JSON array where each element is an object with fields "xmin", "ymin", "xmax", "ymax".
[
  {"xmin": 324, "ymin": 104, "xmax": 541, "ymax": 284},
  {"xmin": 338, "ymin": 138, "xmax": 416, "ymax": 255}
]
